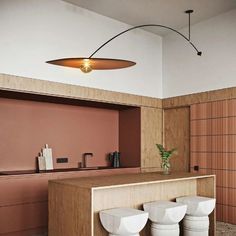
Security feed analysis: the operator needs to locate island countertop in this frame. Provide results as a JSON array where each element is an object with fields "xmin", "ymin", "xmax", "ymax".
[{"xmin": 49, "ymin": 171, "xmax": 215, "ymax": 189}]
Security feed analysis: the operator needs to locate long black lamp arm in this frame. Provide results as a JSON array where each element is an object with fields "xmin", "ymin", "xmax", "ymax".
[{"xmin": 89, "ymin": 13, "xmax": 202, "ymax": 58}]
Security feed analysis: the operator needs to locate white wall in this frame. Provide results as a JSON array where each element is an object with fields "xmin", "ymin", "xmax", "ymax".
[
  {"xmin": 163, "ymin": 9, "xmax": 236, "ymax": 98},
  {"xmin": 0, "ymin": 0, "xmax": 162, "ymax": 98}
]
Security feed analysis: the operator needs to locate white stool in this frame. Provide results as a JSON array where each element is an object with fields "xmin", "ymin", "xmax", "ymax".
[
  {"xmin": 176, "ymin": 196, "xmax": 216, "ymax": 236},
  {"xmin": 143, "ymin": 200, "xmax": 187, "ymax": 236},
  {"xmin": 99, "ymin": 207, "xmax": 148, "ymax": 236}
]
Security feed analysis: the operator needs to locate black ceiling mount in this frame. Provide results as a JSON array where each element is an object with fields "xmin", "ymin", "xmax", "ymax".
[
  {"xmin": 185, "ymin": 10, "xmax": 194, "ymax": 14},
  {"xmin": 185, "ymin": 10, "xmax": 194, "ymax": 41}
]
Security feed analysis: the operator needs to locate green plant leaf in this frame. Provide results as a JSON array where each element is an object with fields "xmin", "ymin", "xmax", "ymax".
[{"xmin": 156, "ymin": 144, "xmax": 176, "ymax": 160}]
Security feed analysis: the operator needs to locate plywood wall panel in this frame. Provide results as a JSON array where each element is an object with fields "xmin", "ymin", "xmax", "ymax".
[
  {"xmin": 164, "ymin": 107, "xmax": 190, "ymax": 172},
  {"xmin": 141, "ymin": 107, "xmax": 163, "ymax": 171},
  {"xmin": 0, "ymin": 74, "xmax": 162, "ymax": 108},
  {"xmin": 163, "ymin": 87, "xmax": 236, "ymax": 109}
]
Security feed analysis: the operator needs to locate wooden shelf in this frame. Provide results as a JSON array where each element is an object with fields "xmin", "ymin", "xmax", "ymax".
[{"xmin": 0, "ymin": 167, "xmax": 138, "ymax": 176}]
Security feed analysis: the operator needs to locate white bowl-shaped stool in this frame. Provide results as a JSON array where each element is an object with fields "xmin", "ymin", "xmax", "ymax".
[
  {"xmin": 143, "ymin": 200, "xmax": 187, "ymax": 236},
  {"xmin": 99, "ymin": 207, "xmax": 148, "ymax": 236},
  {"xmin": 176, "ymin": 196, "xmax": 216, "ymax": 236}
]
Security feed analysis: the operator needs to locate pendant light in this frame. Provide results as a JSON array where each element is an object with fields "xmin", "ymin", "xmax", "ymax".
[{"xmin": 46, "ymin": 10, "xmax": 201, "ymax": 73}]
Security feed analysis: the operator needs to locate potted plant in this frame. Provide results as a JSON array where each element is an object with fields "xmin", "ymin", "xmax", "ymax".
[{"xmin": 156, "ymin": 144, "xmax": 176, "ymax": 175}]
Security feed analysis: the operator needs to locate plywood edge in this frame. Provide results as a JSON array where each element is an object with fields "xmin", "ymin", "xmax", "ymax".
[
  {"xmin": 0, "ymin": 167, "xmax": 141, "ymax": 180},
  {"xmin": 197, "ymin": 175, "xmax": 216, "ymax": 198},
  {"xmin": 91, "ymin": 174, "xmax": 215, "ymax": 190},
  {"xmin": 91, "ymin": 189, "xmax": 95, "ymax": 236},
  {"xmin": 0, "ymin": 73, "xmax": 162, "ymax": 108},
  {"xmin": 163, "ymin": 87, "xmax": 236, "ymax": 108},
  {"xmin": 141, "ymin": 167, "xmax": 162, "ymax": 173}
]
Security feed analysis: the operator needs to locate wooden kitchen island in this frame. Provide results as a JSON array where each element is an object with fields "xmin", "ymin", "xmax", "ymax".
[{"xmin": 48, "ymin": 172, "xmax": 216, "ymax": 236}]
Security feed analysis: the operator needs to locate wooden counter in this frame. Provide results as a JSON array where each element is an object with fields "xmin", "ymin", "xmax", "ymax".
[{"xmin": 48, "ymin": 172, "xmax": 216, "ymax": 236}]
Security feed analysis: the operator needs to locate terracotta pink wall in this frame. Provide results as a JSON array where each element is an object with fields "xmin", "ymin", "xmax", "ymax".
[
  {"xmin": 190, "ymin": 99, "xmax": 236, "ymax": 224},
  {"xmin": 0, "ymin": 98, "xmax": 119, "ymax": 171}
]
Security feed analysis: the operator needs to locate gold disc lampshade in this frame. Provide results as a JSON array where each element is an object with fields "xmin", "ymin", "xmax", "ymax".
[{"xmin": 46, "ymin": 58, "xmax": 136, "ymax": 73}]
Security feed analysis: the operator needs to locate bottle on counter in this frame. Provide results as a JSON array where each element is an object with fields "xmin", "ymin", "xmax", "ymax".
[
  {"xmin": 109, "ymin": 151, "xmax": 121, "ymax": 168},
  {"xmin": 42, "ymin": 144, "xmax": 54, "ymax": 170},
  {"xmin": 37, "ymin": 152, "xmax": 46, "ymax": 171}
]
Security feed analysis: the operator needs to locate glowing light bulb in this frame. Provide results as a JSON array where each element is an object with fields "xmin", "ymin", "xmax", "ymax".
[{"xmin": 80, "ymin": 59, "xmax": 92, "ymax": 73}]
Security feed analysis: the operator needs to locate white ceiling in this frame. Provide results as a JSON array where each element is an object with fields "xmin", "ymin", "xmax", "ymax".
[{"xmin": 62, "ymin": 0, "xmax": 236, "ymax": 35}]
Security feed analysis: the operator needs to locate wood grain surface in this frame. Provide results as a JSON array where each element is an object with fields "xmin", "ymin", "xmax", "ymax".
[
  {"xmin": 0, "ymin": 73, "xmax": 162, "ymax": 108},
  {"xmin": 141, "ymin": 107, "xmax": 163, "ymax": 172},
  {"xmin": 164, "ymin": 107, "xmax": 190, "ymax": 172},
  {"xmin": 163, "ymin": 87, "xmax": 236, "ymax": 108}
]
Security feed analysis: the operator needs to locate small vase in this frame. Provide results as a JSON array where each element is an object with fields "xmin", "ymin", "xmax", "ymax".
[
  {"xmin": 162, "ymin": 166, "xmax": 170, "ymax": 175},
  {"xmin": 162, "ymin": 161, "xmax": 171, "ymax": 175}
]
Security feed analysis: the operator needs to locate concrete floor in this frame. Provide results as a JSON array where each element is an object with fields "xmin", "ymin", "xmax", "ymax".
[
  {"xmin": 41, "ymin": 221, "xmax": 236, "ymax": 236},
  {"xmin": 217, "ymin": 221, "xmax": 236, "ymax": 236}
]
